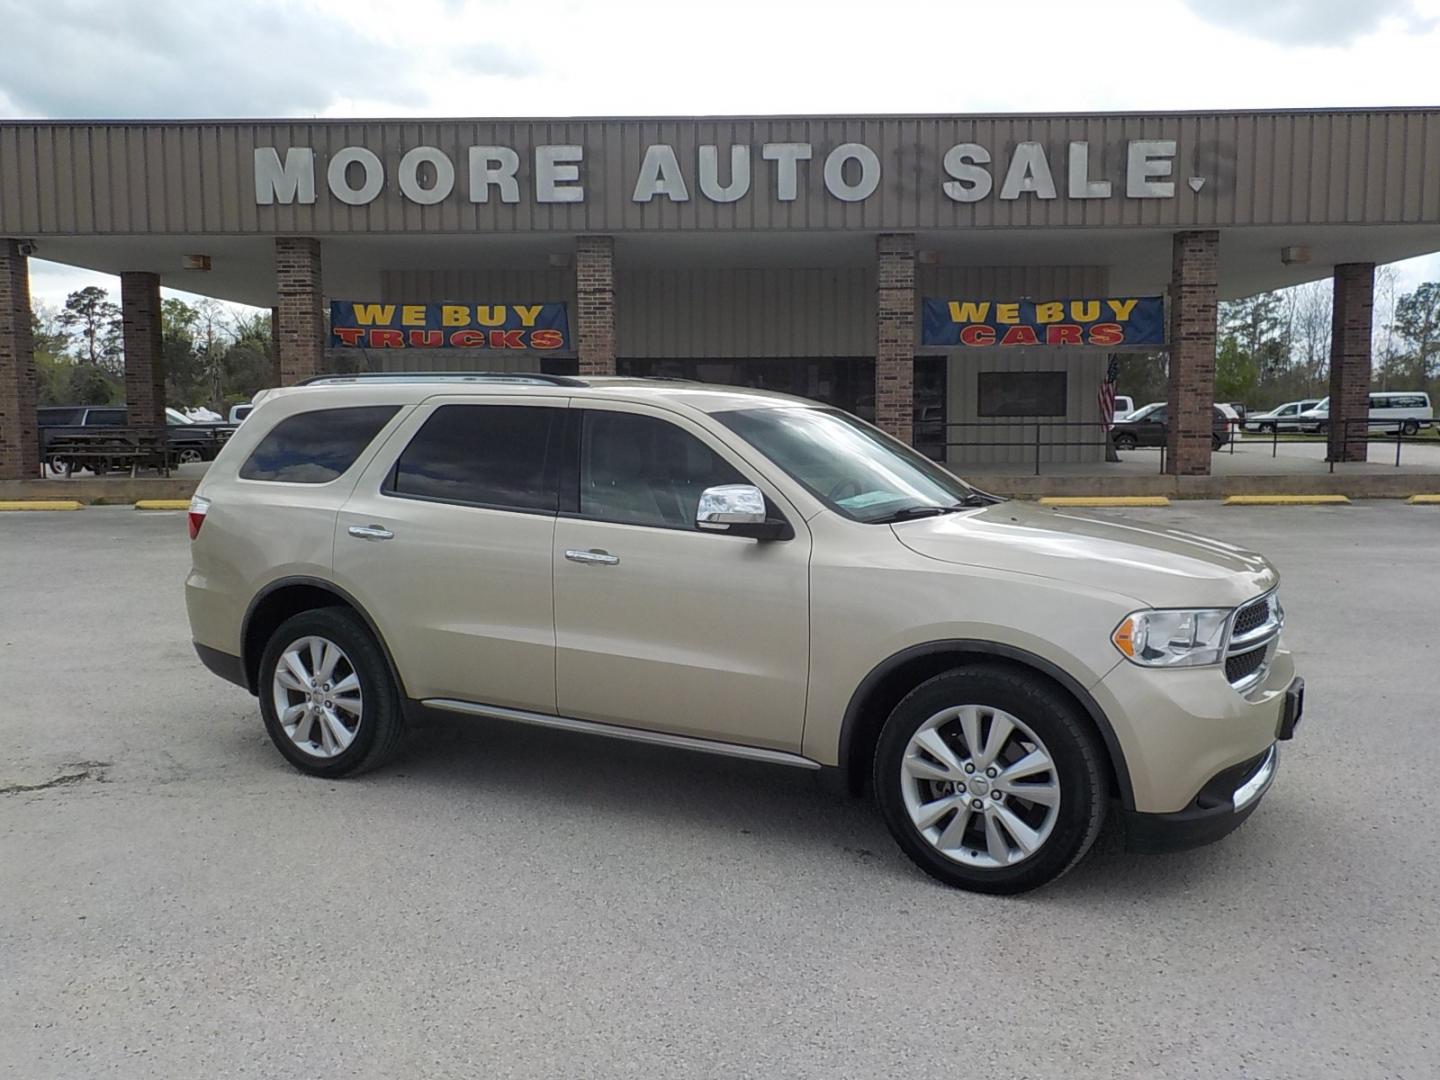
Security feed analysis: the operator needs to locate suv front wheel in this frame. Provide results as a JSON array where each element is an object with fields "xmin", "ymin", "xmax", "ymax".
[
  {"xmin": 258, "ymin": 608, "xmax": 406, "ymax": 778},
  {"xmin": 873, "ymin": 665, "xmax": 1107, "ymax": 894}
]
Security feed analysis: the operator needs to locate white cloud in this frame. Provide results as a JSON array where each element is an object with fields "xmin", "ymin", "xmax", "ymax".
[{"xmin": 1182, "ymin": 0, "xmax": 1437, "ymax": 45}]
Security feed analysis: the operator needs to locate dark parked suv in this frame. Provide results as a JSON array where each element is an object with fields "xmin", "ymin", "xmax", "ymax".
[{"xmin": 1110, "ymin": 403, "xmax": 1231, "ymax": 451}]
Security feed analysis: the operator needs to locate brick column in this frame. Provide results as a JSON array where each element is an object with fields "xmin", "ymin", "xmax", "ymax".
[
  {"xmin": 576, "ymin": 235, "xmax": 615, "ymax": 376},
  {"xmin": 1327, "ymin": 263, "xmax": 1374, "ymax": 463},
  {"xmin": 269, "ymin": 306, "xmax": 282, "ymax": 387},
  {"xmin": 275, "ymin": 237, "xmax": 324, "ymax": 384},
  {"xmin": 876, "ymin": 233, "xmax": 916, "ymax": 445},
  {"xmin": 0, "ymin": 239, "xmax": 39, "ymax": 480},
  {"xmin": 120, "ymin": 271, "xmax": 166, "ymax": 428},
  {"xmin": 1166, "ymin": 230, "xmax": 1220, "ymax": 476}
]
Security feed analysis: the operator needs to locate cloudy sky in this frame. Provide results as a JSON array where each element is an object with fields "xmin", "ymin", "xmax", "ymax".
[{"xmin": 3, "ymin": 0, "xmax": 1439, "ymax": 307}]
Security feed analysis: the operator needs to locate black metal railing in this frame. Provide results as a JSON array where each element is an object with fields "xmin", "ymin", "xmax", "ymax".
[
  {"xmin": 943, "ymin": 416, "xmax": 1436, "ymax": 476},
  {"xmin": 942, "ymin": 420, "xmax": 1192, "ymax": 476}
]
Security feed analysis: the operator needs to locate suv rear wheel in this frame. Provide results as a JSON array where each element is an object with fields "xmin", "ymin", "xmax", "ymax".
[
  {"xmin": 873, "ymin": 665, "xmax": 1107, "ymax": 894},
  {"xmin": 258, "ymin": 608, "xmax": 406, "ymax": 778}
]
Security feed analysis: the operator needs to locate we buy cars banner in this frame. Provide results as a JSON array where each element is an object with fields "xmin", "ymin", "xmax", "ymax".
[
  {"xmin": 922, "ymin": 296, "xmax": 1165, "ymax": 348},
  {"xmin": 330, "ymin": 301, "xmax": 570, "ymax": 350}
]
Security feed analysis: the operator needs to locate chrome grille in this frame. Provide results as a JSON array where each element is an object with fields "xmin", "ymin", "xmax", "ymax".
[
  {"xmin": 1225, "ymin": 591, "xmax": 1283, "ymax": 693},
  {"xmin": 1232, "ymin": 599, "xmax": 1270, "ymax": 637}
]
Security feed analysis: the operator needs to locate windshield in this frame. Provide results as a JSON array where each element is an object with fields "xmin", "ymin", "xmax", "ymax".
[
  {"xmin": 716, "ymin": 407, "xmax": 984, "ymax": 523},
  {"xmin": 1126, "ymin": 403, "xmax": 1163, "ymax": 421},
  {"xmin": 166, "ymin": 408, "xmax": 194, "ymax": 425}
]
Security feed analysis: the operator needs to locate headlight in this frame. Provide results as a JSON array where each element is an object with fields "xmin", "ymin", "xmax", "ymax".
[{"xmin": 1112, "ymin": 608, "xmax": 1230, "ymax": 667}]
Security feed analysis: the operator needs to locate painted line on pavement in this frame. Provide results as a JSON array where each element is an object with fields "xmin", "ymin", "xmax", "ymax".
[
  {"xmin": 0, "ymin": 500, "xmax": 84, "ymax": 511},
  {"xmin": 1222, "ymin": 495, "xmax": 1351, "ymax": 506}
]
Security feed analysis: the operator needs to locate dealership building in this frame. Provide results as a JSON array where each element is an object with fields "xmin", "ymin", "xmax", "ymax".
[{"xmin": 2, "ymin": 108, "xmax": 1439, "ymax": 480}]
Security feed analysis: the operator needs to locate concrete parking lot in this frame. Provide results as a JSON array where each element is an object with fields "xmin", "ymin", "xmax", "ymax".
[{"xmin": 2, "ymin": 503, "xmax": 1437, "ymax": 1079}]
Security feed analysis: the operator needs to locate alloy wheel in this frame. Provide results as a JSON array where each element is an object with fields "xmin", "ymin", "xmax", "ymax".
[
  {"xmin": 270, "ymin": 635, "xmax": 363, "ymax": 758},
  {"xmin": 898, "ymin": 704, "xmax": 1061, "ymax": 869}
]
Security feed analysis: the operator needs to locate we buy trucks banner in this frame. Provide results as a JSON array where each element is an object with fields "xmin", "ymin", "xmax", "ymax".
[
  {"xmin": 330, "ymin": 301, "xmax": 570, "ymax": 350},
  {"xmin": 921, "ymin": 296, "xmax": 1165, "ymax": 348}
]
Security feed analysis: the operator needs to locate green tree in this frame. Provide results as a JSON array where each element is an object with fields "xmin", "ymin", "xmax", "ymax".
[
  {"xmin": 34, "ymin": 353, "xmax": 73, "ymax": 406},
  {"xmin": 1391, "ymin": 282, "xmax": 1440, "ymax": 387},
  {"xmin": 31, "ymin": 304, "xmax": 75, "ymax": 406},
  {"xmin": 1115, "ymin": 352, "xmax": 1168, "ymax": 409},
  {"xmin": 1215, "ymin": 336, "xmax": 1261, "ymax": 403},
  {"xmin": 219, "ymin": 311, "xmax": 274, "ymax": 404},
  {"xmin": 58, "ymin": 286, "xmax": 123, "ymax": 371},
  {"xmin": 67, "ymin": 363, "xmax": 121, "ymax": 405},
  {"xmin": 162, "ymin": 298, "xmax": 207, "ymax": 406},
  {"xmin": 1220, "ymin": 291, "xmax": 1289, "ymax": 393},
  {"xmin": 32, "ymin": 303, "xmax": 70, "ymax": 356}
]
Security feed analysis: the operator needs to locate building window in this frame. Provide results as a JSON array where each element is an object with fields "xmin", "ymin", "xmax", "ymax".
[{"xmin": 976, "ymin": 371, "xmax": 1068, "ymax": 417}]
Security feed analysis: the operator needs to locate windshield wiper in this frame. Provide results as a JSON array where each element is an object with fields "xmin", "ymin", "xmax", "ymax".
[
  {"xmin": 871, "ymin": 493, "xmax": 1000, "ymax": 524},
  {"xmin": 870, "ymin": 505, "xmax": 964, "ymax": 523}
]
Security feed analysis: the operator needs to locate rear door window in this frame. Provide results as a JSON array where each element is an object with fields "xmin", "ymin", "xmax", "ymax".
[
  {"xmin": 386, "ymin": 403, "xmax": 561, "ymax": 513},
  {"xmin": 240, "ymin": 405, "xmax": 400, "ymax": 483},
  {"xmin": 86, "ymin": 408, "xmax": 127, "ymax": 426}
]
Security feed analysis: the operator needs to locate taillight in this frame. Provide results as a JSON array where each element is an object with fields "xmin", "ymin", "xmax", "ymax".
[{"xmin": 188, "ymin": 495, "xmax": 211, "ymax": 540}]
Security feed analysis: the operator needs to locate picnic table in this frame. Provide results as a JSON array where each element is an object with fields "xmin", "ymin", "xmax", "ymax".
[{"xmin": 45, "ymin": 427, "xmax": 176, "ymax": 478}]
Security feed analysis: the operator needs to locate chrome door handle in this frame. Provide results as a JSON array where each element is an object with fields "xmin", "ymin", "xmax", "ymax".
[
  {"xmin": 348, "ymin": 524, "xmax": 395, "ymax": 541},
  {"xmin": 564, "ymin": 548, "xmax": 619, "ymax": 566}
]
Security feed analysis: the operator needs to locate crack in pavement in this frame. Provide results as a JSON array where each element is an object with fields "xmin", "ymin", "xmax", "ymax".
[{"xmin": 0, "ymin": 761, "xmax": 111, "ymax": 795}]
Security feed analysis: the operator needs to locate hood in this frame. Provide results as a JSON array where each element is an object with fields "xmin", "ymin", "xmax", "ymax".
[{"xmin": 891, "ymin": 501, "xmax": 1277, "ymax": 608}]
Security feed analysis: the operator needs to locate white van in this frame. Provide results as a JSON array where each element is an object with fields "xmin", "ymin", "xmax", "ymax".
[
  {"xmin": 1113, "ymin": 395, "xmax": 1135, "ymax": 420},
  {"xmin": 1297, "ymin": 392, "xmax": 1433, "ymax": 435}
]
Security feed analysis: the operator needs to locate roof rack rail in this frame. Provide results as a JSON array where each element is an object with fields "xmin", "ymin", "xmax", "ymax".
[{"xmin": 296, "ymin": 371, "xmax": 587, "ymax": 387}]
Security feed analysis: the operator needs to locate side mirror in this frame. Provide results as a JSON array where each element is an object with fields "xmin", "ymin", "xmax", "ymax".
[{"xmin": 696, "ymin": 484, "xmax": 791, "ymax": 541}]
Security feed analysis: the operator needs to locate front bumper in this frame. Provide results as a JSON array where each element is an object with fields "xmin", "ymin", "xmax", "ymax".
[
  {"xmin": 1121, "ymin": 676, "xmax": 1303, "ymax": 853},
  {"xmin": 1091, "ymin": 645, "xmax": 1298, "ymax": 814},
  {"xmin": 1122, "ymin": 743, "xmax": 1278, "ymax": 853}
]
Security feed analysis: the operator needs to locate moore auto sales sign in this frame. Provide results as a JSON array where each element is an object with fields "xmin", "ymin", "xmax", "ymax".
[{"xmin": 254, "ymin": 138, "xmax": 1188, "ymax": 209}]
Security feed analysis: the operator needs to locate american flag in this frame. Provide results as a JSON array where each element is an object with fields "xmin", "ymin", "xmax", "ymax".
[{"xmin": 1099, "ymin": 355, "xmax": 1121, "ymax": 431}]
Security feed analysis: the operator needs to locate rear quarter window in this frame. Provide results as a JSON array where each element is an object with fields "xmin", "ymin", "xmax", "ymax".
[{"xmin": 239, "ymin": 405, "xmax": 400, "ymax": 483}]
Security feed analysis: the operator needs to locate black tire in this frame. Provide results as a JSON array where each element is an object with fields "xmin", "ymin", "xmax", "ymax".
[
  {"xmin": 1316, "ymin": 421, "xmax": 1328, "ymax": 435},
  {"xmin": 1211, "ymin": 433, "xmax": 1224, "ymax": 451},
  {"xmin": 1113, "ymin": 432, "xmax": 1137, "ymax": 451},
  {"xmin": 873, "ymin": 665, "xmax": 1108, "ymax": 895},
  {"xmin": 1260, "ymin": 423, "xmax": 1275, "ymax": 434},
  {"xmin": 175, "ymin": 447, "xmax": 204, "ymax": 465},
  {"xmin": 1401, "ymin": 420, "xmax": 1419, "ymax": 436},
  {"xmin": 257, "ymin": 607, "xmax": 406, "ymax": 778}
]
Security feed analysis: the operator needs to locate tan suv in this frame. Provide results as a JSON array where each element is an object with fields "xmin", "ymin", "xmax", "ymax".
[{"xmin": 186, "ymin": 373, "xmax": 1303, "ymax": 894}]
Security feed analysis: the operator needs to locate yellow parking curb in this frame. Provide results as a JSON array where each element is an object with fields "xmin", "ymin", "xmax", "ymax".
[
  {"xmin": 133, "ymin": 499, "xmax": 192, "ymax": 511},
  {"xmin": 1039, "ymin": 496, "xmax": 1171, "ymax": 507},
  {"xmin": 1407, "ymin": 494, "xmax": 1440, "ymax": 504},
  {"xmin": 0, "ymin": 500, "xmax": 84, "ymax": 511},
  {"xmin": 1223, "ymin": 495, "xmax": 1351, "ymax": 506}
]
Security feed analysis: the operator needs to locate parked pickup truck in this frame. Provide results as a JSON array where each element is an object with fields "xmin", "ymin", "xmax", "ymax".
[{"xmin": 38, "ymin": 405, "xmax": 236, "ymax": 471}]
